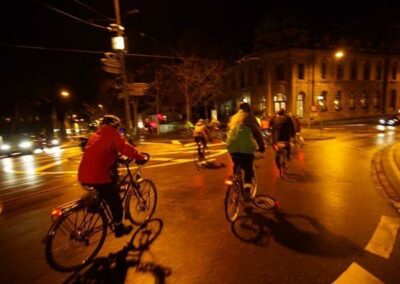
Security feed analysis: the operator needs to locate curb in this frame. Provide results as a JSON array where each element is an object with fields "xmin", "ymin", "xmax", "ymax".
[{"xmin": 372, "ymin": 145, "xmax": 400, "ymax": 206}]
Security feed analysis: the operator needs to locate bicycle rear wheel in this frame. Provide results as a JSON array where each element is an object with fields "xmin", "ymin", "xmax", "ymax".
[
  {"xmin": 45, "ymin": 206, "xmax": 107, "ymax": 272},
  {"xmin": 224, "ymin": 182, "xmax": 240, "ymax": 222},
  {"xmin": 127, "ymin": 179, "xmax": 157, "ymax": 225}
]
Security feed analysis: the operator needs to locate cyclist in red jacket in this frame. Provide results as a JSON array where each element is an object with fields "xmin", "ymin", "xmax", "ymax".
[{"xmin": 78, "ymin": 115, "xmax": 145, "ymax": 237}]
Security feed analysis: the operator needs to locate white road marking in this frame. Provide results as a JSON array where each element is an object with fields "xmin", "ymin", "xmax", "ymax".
[
  {"xmin": 151, "ymin": 157, "xmax": 174, "ymax": 162},
  {"xmin": 365, "ymin": 215, "xmax": 400, "ymax": 259},
  {"xmin": 35, "ymin": 159, "xmax": 69, "ymax": 172},
  {"xmin": 171, "ymin": 140, "xmax": 182, "ymax": 145},
  {"xmin": 334, "ymin": 262, "xmax": 383, "ymax": 284}
]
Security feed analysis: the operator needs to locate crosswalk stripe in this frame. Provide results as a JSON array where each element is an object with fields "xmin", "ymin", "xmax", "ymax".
[
  {"xmin": 334, "ymin": 262, "xmax": 383, "ymax": 284},
  {"xmin": 365, "ymin": 215, "xmax": 400, "ymax": 259}
]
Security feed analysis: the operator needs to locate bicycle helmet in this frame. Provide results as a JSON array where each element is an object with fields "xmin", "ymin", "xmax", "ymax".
[
  {"xmin": 100, "ymin": 114, "xmax": 121, "ymax": 128},
  {"xmin": 239, "ymin": 102, "xmax": 251, "ymax": 112}
]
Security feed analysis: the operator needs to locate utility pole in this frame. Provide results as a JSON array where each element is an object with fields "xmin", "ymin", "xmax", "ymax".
[{"xmin": 112, "ymin": 0, "xmax": 133, "ymax": 135}]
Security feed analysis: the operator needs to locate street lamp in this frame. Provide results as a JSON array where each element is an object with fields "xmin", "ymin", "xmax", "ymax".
[
  {"xmin": 335, "ymin": 50, "xmax": 345, "ymax": 59},
  {"xmin": 60, "ymin": 90, "xmax": 70, "ymax": 98}
]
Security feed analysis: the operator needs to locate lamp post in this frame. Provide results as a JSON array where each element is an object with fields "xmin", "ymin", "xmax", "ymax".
[
  {"xmin": 52, "ymin": 90, "xmax": 70, "ymax": 138},
  {"xmin": 112, "ymin": 0, "xmax": 133, "ymax": 136}
]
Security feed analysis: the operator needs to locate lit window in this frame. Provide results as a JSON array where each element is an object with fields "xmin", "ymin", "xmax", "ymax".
[
  {"xmin": 318, "ymin": 91, "xmax": 328, "ymax": 112},
  {"xmin": 334, "ymin": 91, "xmax": 342, "ymax": 111},
  {"xmin": 349, "ymin": 92, "xmax": 355, "ymax": 110},
  {"xmin": 360, "ymin": 92, "xmax": 368, "ymax": 110}
]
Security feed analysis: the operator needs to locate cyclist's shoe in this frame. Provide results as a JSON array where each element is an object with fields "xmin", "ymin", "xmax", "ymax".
[{"xmin": 114, "ymin": 223, "xmax": 133, "ymax": 238}]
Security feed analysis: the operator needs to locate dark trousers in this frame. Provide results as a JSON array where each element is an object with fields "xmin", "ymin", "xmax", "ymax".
[
  {"xmin": 230, "ymin": 153, "xmax": 255, "ymax": 184},
  {"xmin": 93, "ymin": 183, "xmax": 123, "ymax": 223},
  {"xmin": 194, "ymin": 136, "xmax": 207, "ymax": 158}
]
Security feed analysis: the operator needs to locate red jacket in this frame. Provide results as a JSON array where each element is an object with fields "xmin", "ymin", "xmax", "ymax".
[{"xmin": 78, "ymin": 125, "xmax": 144, "ymax": 184}]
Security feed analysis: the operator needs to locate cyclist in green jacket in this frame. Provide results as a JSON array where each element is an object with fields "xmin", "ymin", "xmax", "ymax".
[{"xmin": 226, "ymin": 102, "xmax": 265, "ymax": 194}]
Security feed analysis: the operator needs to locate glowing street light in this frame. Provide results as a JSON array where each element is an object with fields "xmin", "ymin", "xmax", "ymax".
[
  {"xmin": 335, "ymin": 50, "xmax": 345, "ymax": 59},
  {"xmin": 60, "ymin": 91, "xmax": 70, "ymax": 98}
]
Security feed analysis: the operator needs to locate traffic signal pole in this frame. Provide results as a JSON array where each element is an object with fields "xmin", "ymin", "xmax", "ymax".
[{"xmin": 113, "ymin": 0, "xmax": 133, "ymax": 135}]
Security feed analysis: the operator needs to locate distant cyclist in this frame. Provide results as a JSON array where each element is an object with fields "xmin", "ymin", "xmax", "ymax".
[
  {"xmin": 269, "ymin": 108, "xmax": 295, "ymax": 160},
  {"xmin": 193, "ymin": 118, "xmax": 210, "ymax": 159},
  {"xmin": 78, "ymin": 115, "xmax": 146, "ymax": 238},
  {"xmin": 226, "ymin": 102, "xmax": 265, "ymax": 194}
]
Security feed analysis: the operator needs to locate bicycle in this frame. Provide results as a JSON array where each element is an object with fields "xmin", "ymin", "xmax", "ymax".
[
  {"xmin": 224, "ymin": 161, "xmax": 277, "ymax": 223},
  {"xmin": 44, "ymin": 153, "xmax": 157, "ymax": 272},
  {"xmin": 273, "ymin": 142, "xmax": 289, "ymax": 178}
]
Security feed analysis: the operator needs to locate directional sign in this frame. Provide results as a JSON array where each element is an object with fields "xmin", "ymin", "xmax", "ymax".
[
  {"xmin": 128, "ymin": 83, "xmax": 150, "ymax": 96},
  {"xmin": 117, "ymin": 83, "xmax": 150, "ymax": 99},
  {"xmin": 101, "ymin": 52, "xmax": 122, "ymax": 74}
]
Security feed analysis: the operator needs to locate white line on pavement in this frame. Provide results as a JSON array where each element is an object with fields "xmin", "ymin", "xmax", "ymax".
[
  {"xmin": 365, "ymin": 215, "xmax": 400, "ymax": 259},
  {"xmin": 389, "ymin": 144, "xmax": 400, "ymax": 181},
  {"xmin": 334, "ymin": 262, "xmax": 383, "ymax": 284}
]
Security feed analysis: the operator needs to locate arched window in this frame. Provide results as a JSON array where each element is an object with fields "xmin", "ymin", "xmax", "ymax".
[
  {"xmin": 373, "ymin": 91, "xmax": 380, "ymax": 109},
  {"xmin": 375, "ymin": 63, "xmax": 383, "ymax": 80},
  {"xmin": 273, "ymin": 93, "xmax": 287, "ymax": 113}
]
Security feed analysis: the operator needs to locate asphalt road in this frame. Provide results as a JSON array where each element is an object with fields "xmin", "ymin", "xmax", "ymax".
[{"xmin": 0, "ymin": 124, "xmax": 399, "ymax": 283}]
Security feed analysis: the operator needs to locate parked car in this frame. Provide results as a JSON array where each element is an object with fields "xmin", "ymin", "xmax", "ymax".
[{"xmin": 379, "ymin": 115, "xmax": 400, "ymax": 126}]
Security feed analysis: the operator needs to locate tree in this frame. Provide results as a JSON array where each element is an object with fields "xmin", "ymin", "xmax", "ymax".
[{"xmin": 163, "ymin": 55, "xmax": 225, "ymax": 122}]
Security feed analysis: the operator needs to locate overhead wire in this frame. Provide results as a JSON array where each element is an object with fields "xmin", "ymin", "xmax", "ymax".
[{"xmin": 33, "ymin": 0, "xmax": 109, "ymax": 30}]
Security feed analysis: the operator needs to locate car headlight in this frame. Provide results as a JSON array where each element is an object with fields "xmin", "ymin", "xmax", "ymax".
[
  {"xmin": 379, "ymin": 119, "xmax": 386, "ymax": 124},
  {"xmin": 388, "ymin": 119, "xmax": 395, "ymax": 125},
  {"xmin": 19, "ymin": 141, "xmax": 32, "ymax": 149},
  {"xmin": 1, "ymin": 144, "xmax": 10, "ymax": 151},
  {"xmin": 51, "ymin": 139, "xmax": 60, "ymax": 146}
]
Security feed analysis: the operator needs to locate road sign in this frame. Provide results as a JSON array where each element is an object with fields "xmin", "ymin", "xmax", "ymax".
[
  {"xmin": 101, "ymin": 52, "xmax": 122, "ymax": 74},
  {"xmin": 128, "ymin": 83, "xmax": 150, "ymax": 96},
  {"xmin": 102, "ymin": 65, "xmax": 122, "ymax": 75},
  {"xmin": 117, "ymin": 83, "xmax": 150, "ymax": 99}
]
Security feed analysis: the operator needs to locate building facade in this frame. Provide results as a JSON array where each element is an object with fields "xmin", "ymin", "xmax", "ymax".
[{"xmin": 222, "ymin": 48, "xmax": 400, "ymax": 122}]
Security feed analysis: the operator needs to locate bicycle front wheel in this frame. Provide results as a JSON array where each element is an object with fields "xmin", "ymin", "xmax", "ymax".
[
  {"xmin": 224, "ymin": 184, "xmax": 240, "ymax": 222},
  {"xmin": 45, "ymin": 206, "xmax": 107, "ymax": 272},
  {"xmin": 127, "ymin": 179, "xmax": 157, "ymax": 225}
]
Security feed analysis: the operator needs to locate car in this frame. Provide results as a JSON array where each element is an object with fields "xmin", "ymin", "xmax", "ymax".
[
  {"xmin": 0, "ymin": 133, "xmax": 45, "ymax": 156},
  {"xmin": 378, "ymin": 115, "xmax": 400, "ymax": 126}
]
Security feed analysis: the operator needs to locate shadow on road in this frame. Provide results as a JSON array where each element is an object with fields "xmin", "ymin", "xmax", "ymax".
[
  {"xmin": 64, "ymin": 218, "xmax": 171, "ymax": 284},
  {"xmin": 232, "ymin": 207, "xmax": 362, "ymax": 258}
]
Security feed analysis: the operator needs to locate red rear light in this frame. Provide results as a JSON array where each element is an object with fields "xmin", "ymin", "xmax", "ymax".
[{"xmin": 52, "ymin": 208, "xmax": 62, "ymax": 217}]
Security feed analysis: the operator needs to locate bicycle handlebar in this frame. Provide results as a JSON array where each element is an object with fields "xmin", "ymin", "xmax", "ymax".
[{"xmin": 118, "ymin": 152, "xmax": 150, "ymax": 165}]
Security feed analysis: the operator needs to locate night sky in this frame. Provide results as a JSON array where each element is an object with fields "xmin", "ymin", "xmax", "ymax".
[{"xmin": 1, "ymin": 0, "xmax": 400, "ymax": 117}]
